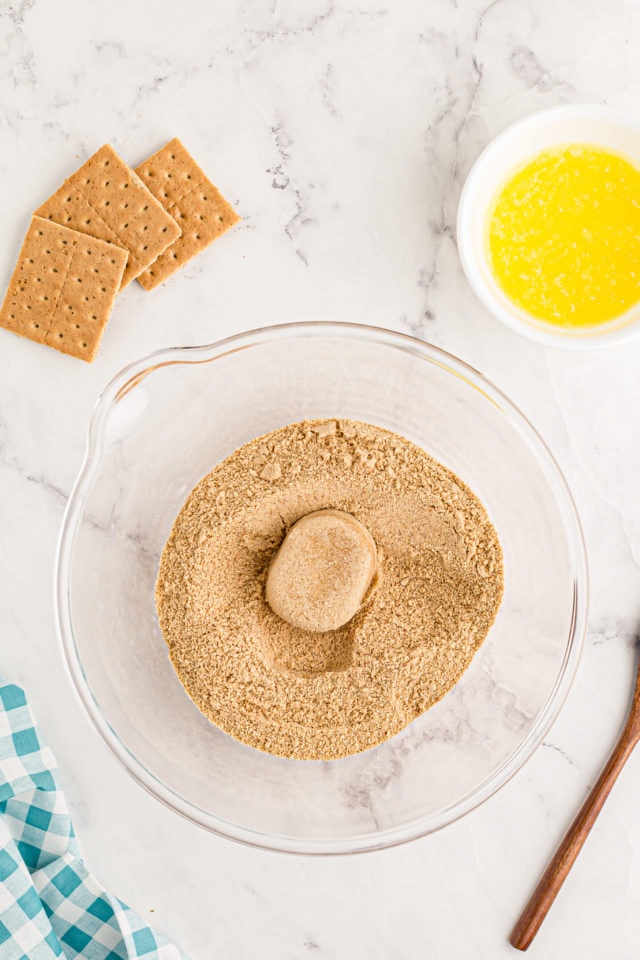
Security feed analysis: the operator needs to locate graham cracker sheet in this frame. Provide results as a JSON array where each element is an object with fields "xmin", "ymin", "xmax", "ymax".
[
  {"xmin": 134, "ymin": 137, "xmax": 239, "ymax": 289},
  {"xmin": 0, "ymin": 215, "xmax": 127, "ymax": 362},
  {"xmin": 35, "ymin": 144, "xmax": 181, "ymax": 288}
]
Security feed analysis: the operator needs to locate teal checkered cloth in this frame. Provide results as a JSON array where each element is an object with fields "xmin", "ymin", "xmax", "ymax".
[{"xmin": 0, "ymin": 679, "xmax": 188, "ymax": 960}]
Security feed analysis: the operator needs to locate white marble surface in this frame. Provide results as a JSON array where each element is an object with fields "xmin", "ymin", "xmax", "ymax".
[{"xmin": 1, "ymin": 0, "xmax": 640, "ymax": 956}]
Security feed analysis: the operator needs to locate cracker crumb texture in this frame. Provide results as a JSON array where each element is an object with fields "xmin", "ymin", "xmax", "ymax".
[{"xmin": 155, "ymin": 419, "xmax": 504, "ymax": 760}]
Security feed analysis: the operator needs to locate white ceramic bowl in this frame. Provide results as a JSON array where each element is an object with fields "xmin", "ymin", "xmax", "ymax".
[{"xmin": 457, "ymin": 104, "xmax": 640, "ymax": 349}]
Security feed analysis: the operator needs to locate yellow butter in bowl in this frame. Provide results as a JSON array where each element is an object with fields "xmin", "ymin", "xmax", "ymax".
[{"xmin": 487, "ymin": 145, "xmax": 640, "ymax": 328}]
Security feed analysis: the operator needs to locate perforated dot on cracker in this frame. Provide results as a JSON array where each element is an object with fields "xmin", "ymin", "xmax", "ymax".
[
  {"xmin": 34, "ymin": 144, "xmax": 181, "ymax": 288},
  {"xmin": 0, "ymin": 215, "xmax": 127, "ymax": 362},
  {"xmin": 134, "ymin": 137, "xmax": 240, "ymax": 290}
]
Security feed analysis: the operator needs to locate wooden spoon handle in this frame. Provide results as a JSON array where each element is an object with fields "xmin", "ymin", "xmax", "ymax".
[{"xmin": 510, "ymin": 725, "xmax": 638, "ymax": 951}]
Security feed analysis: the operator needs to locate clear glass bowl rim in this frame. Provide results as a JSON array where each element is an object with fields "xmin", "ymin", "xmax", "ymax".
[{"xmin": 54, "ymin": 321, "xmax": 588, "ymax": 855}]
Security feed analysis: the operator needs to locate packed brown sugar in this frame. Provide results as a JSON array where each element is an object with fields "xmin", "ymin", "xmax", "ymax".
[{"xmin": 155, "ymin": 419, "xmax": 504, "ymax": 760}]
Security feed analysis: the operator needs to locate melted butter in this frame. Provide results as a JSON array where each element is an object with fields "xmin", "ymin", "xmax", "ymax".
[{"xmin": 487, "ymin": 145, "xmax": 640, "ymax": 327}]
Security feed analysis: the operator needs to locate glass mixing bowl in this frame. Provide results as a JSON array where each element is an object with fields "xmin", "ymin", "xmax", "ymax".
[{"xmin": 55, "ymin": 322, "xmax": 587, "ymax": 854}]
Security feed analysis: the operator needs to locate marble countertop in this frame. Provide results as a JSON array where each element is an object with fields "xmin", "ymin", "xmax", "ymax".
[{"xmin": 2, "ymin": 0, "xmax": 640, "ymax": 957}]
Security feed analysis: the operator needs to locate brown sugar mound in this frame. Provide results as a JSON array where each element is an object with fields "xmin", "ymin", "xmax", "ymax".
[
  {"xmin": 155, "ymin": 419, "xmax": 504, "ymax": 760},
  {"xmin": 265, "ymin": 509, "xmax": 378, "ymax": 632}
]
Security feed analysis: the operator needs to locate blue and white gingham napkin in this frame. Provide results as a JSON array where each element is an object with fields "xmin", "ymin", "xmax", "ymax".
[{"xmin": 0, "ymin": 678, "xmax": 188, "ymax": 960}]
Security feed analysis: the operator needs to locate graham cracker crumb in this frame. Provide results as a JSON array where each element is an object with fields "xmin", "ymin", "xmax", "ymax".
[
  {"xmin": 260, "ymin": 462, "xmax": 282, "ymax": 481},
  {"xmin": 156, "ymin": 419, "xmax": 504, "ymax": 760}
]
